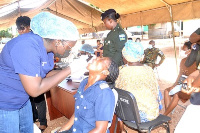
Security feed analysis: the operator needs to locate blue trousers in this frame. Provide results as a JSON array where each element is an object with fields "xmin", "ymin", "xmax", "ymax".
[{"xmin": 0, "ymin": 100, "xmax": 33, "ymax": 133}]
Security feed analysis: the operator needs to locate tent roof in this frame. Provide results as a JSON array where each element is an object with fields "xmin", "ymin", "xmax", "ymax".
[
  {"xmin": 0, "ymin": 0, "xmax": 18, "ymax": 7},
  {"xmin": 0, "ymin": 0, "xmax": 200, "ymax": 34}
]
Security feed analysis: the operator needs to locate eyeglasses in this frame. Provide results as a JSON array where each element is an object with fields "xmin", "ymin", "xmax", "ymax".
[{"xmin": 61, "ymin": 40, "xmax": 72, "ymax": 50}]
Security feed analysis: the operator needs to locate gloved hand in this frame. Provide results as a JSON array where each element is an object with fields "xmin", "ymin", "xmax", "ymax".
[{"xmin": 69, "ymin": 55, "xmax": 88, "ymax": 74}]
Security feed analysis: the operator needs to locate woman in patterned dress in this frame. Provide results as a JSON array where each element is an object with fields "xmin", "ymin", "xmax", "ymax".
[{"xmin": 115, "ymin": 40, "xmax": 159, "ymax": 133}]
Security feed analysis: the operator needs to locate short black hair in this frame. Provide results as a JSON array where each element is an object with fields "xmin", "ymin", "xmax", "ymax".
[
  {"xmin": 184, "ymin": 41, "xmax": 192, "ymax": 49},
  {"xmin": 16, "ymin": 16, "xmax": 31, "ymax": 28},
  {"xmin": 106, "ymin": 58, "xmax": 119, "ymax": 84},
  {"xmin": 81, "ymin": 40, "xmax": 85, "ymax": 44},
  {"xmin": 97, "ymin": 40, "xmax": 100, "ymax": 43},
  {"xmin": 149, "ymin": 40, "xmax": 155, "ymax": 45}
]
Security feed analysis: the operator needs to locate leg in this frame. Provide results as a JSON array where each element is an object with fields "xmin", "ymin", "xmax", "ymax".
[
  {"xmin": 164, "ymin": 87, "xmax": 173, "ymax": 110},
  {"xmin": 30, "ymin": 96, "xmax": 38, "ymax": 122},
  {"xmin": 164, "ymin": 93, "xmax": 179, "ymax": 116},
  {"xmin": 119, "ymin": 121, "xmax": 127, "ymax": 133},
  {"xmin": 19, "ymin": 100, "xmax": 33, "ymax": 133},
  {"xmin": 94, "ymin": 51, "xmax": 98, "ymax": 57},
  {"xmin": 34, "ymin": 94, "xmax": 47, "ymax": 130},
  {"xmin": 0, "ymin": 109, "xmax": 20, "ymax": 133}
]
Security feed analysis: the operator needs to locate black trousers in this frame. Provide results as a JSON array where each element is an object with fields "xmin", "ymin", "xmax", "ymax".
[{"xmin": 30, "ymin": 94, "xmax": 47, "ymax": 126}]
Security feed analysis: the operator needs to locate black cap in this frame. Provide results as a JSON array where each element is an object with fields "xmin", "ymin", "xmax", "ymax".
[{"xmin": 101, "ymin": 9, "xmax": 116, "ymax": 21}]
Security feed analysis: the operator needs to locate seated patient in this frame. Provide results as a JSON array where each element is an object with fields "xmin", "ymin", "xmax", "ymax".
[
  {"xmin": 115, "ymin": 41, "xmax": 159, "ymax": 132},
  {"xmin": 56, "ymin": 57, "xmax": 119, "ymax": 133},
  {"xmin": 164, "ymin": 41, "xmax": 197, "ymax": 116}
]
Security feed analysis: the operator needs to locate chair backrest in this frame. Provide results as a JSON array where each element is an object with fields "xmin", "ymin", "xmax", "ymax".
[
  {"xmin": 107, "ymin": 88, "xmax": 119, "ymax": 129},
  {"xmin": 114, "ymin": 88, "xmax": 141, "ymax": 128}
]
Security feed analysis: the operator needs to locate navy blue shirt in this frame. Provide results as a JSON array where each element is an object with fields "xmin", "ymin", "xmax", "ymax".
[
  {"xmin": 71, "ymin": 78, "xmax": 115, "ymax": 133},
  {"xmin": 0, "ymin": 32, "xmax": 54, "ymax": 110}
]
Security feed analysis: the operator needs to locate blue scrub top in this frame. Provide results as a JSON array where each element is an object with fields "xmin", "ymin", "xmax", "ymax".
[
  {"xmin": 71, "ymin": 78, "xmax": 115, "ymax": 133},
  {"xmin": 0, "ymin": 32, "xmax": 54, "ymax": 110}
]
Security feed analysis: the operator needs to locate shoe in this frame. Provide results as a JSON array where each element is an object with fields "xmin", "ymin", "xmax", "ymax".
[{"xmin": 39, "ymin": 125, "xmax": 47, "ymax": 133}]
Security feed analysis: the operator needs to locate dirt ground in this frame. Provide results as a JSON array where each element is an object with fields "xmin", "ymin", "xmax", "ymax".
[{"xmin": 37, "ymin": 38, "xmax": 190, "ymax": 133}]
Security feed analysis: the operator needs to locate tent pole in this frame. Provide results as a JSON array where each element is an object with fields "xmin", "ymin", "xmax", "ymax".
[
  {"xmin": 140, "ymin": 11, "xmax": 143, "ymax": 39},
  {"xmin": 161, "ymin": 0, "xmax": 179, "ymax": 75},
  {"xmin": 18, "ymin": 0, "xmax": 21, "ymax": 16}
]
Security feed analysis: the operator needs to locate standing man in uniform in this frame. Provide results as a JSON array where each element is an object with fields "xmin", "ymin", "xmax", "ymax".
[
  {"xmin": 101, "ymin": 9, "xmax": 127, "ymax": 66},
  {"xmin": 141, "ymin": 40, "xmax": 165, "ymax": 69}
]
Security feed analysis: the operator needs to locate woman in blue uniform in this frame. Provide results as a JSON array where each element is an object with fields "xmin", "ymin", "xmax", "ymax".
[
  {"xmin": 57, "ymin": 57, "xmax": 119, "ymax": 133},
  {"xmin": 101, "ymin": 9, "xmax": 127, "ymax": 66},
  {"xmin": 0, "ymin": 12, "xmax": 87, "ymax": 133}
]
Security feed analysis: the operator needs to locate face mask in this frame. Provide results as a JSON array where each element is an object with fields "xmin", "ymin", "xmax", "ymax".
[
  {"xmin": 180, "ymin": 50, "xmax": 187, "ymax": 58},
  {"xmin": 59, "ymin": 50, "xmax": 71, "ymax": 58},
  {"xmin": 64, "ymin": 50, "xmax": 71, "ymax": 57},
  {"xmin": 148, "ymin": 45, "xmax": 153, "ymax": 49}
]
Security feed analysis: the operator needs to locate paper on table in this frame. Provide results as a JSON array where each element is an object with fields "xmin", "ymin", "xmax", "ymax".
[
  {"xmin": 58, "ymin": 79, "xmax": 77, "ymax": 92},
  {"xmin": 68, "ymin": 75, "xmax": 84, "ymax": 83},
  {"xmin": 58, "ymin": 74, "xmax": 88, "ymax": 92}
]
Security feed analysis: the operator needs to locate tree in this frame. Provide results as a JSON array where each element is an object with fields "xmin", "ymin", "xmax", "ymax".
[{"xmin": 0, "ymin": 28, "xmax": 13, "ymax": 38}]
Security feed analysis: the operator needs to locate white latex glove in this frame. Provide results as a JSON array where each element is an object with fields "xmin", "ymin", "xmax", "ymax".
[{"xmin": 69, "ymin": 55, "xmax": 88, "ymax": 74}]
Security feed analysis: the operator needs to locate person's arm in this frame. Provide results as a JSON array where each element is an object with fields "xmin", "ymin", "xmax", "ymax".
[
  {"xmin": 96, "ymin": 49, "xmax": 103, "ymax": 53},
  {"xmin": 172, "ymin": 59, "xmax": 186, "ymax": 86},
  {"xmin": 181, "ymin": 70, "xmax": 200, "ymax": 95},
  {"xmin": 20, "ymin": 54, "xmax": 88, "ymax": 97},
  {"xmin": 112, "ymin": 32, "xmax": 127, "ymax": 64},
  {"xmin": 89, "ymin": 121, "xmax": 108, "ymax": 133},
  {"xmin": 155, "ymin": 50, "xmax": 165, "ymax": 67},
  {"xmin": 141, "ymin": 50, "xmax": 147, "ymax": 64},
  {"xmin": 184, "ymin": 70, "xmax": 199, "ymax": 87},
  {"xmin": 189, "ymin": 28, "xmax": 200, "ymax": 43},
  {"xmin": 19, "ymin": 67, "xmax": 71, "ymax": 97},
  {"xmin": 46, "ymin": 70, "xmax": 61, "ymax": 77},
  {"xmin": 57, "ymin": 114, "xmax": 75, "ymax": 132},
  {"xmin": 191, "ymin": 71, "xmax": 200, "ymax": 89}
]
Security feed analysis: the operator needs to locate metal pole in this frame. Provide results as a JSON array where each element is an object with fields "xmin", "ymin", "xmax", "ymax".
[
  {"xmin": 169, "ymin": 7, "xmax": 179, "ymax": 74},
  {"xmin": 161, "ymin": 0, "xmax": 179, "ymax": 74},
  {"xmin": 140, "ymin": 11, "xmax": 143, "ymax": 39},
  {"xmin": 18, "ymin": 0, "xmax": 21, "ymax": 16}
]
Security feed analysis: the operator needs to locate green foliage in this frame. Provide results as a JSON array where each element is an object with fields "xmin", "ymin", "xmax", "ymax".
[{"xmin": 0, "ymin": 29, "xmax": 12, "ymax": 38}]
